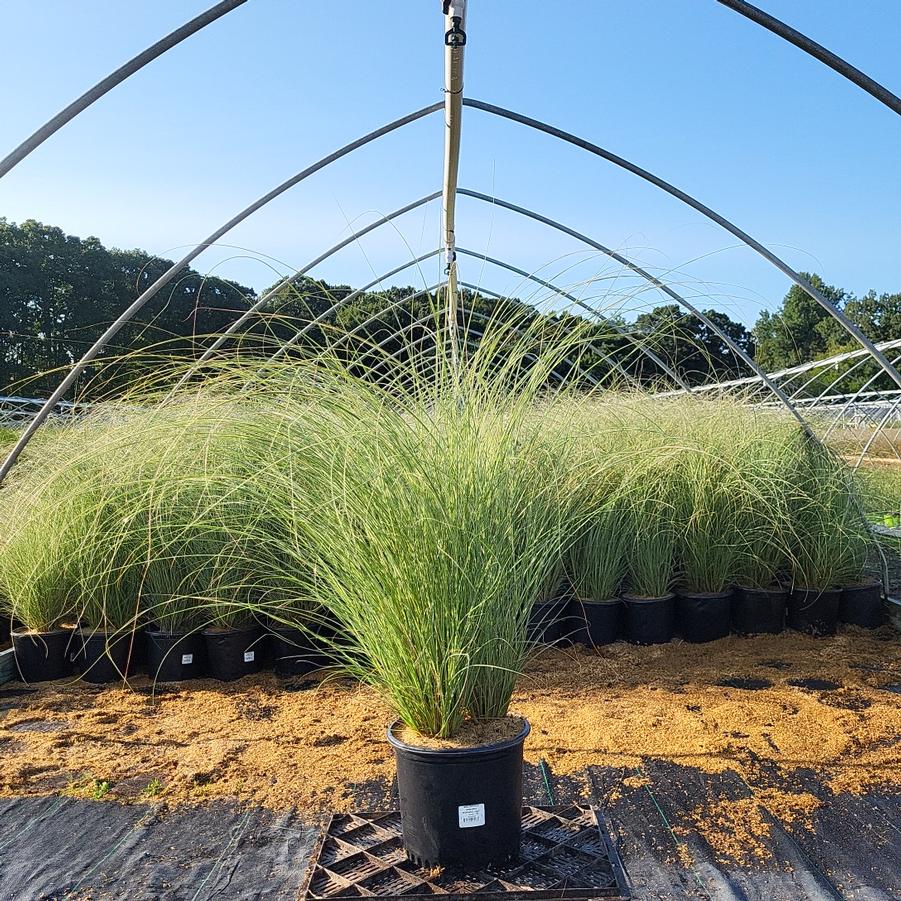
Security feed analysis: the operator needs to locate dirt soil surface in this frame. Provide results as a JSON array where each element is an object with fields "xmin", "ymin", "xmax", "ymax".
[{"xmin": 0, "ymin": 629, "xmax": 898, "ymax": 829}]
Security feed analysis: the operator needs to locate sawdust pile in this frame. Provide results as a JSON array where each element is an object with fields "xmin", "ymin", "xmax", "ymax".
[
  {"xmin": 0, "ymin": 629, "xmax": 898, "ymax": 824},
  {"xmin": 517, "ymin": 630, "xmax": 901, "ymax": 798},
  {"xmin": 680, "ymin": 789, "xmax": 823, "ymax": 864}
]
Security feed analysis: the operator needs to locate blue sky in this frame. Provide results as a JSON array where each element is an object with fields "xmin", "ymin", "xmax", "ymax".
[{"xmin": 1, "ymin": 1, "xmax": 899, "ymax": 327}]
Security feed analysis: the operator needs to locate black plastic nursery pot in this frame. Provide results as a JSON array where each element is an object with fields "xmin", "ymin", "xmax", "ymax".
[
  {"xmin": 72, "ymin": 629, "xmax": 138, "ymax": 683},
  {"xmin": 676, "ymin": 590, "xmax": 733, "ymax": 643},
  {"xmin": 387, "ymin": 718, "xmax": 530, "ymax": 869},
  {"xmin": 839, "ymin": 581, "xmax": 885, "ymax": 629},
  {"xmin": 527, "ymin": 596, "xmax": 568, "ymax": 645},
  {"xmin": 732, "ymin": 586, "xmax": 787, "ymax": 635},
  {"xmin": 11, "ymin": 628, "xmax": 74, "ymax": 683},
  {"xmin": 271, "ymin": 626, "xmax": 335, "ymax": 677},
  {"xmin": 131, "ymin": 624, "xmax": 148, "ymax": 671},
  {"xmin": 622, "ymin": 593, "xmax": 675, "ymax": 645},
  {"xmin": 202, "ymin": 625, "xmax": 265, "ymax": 682},
  {"xmin": 568, "ymin": 597, "xmax": 623, "ymax": 646},
  {"xmin": 0, "ymin": 618, "xmax": 9, "ymax": 646},
  {"xmin": 787, "ymin": 587, "xmax": 842, "ymax": 637},
  {"xmin": 146, "ymin": 630, "xmax": 207, "ymax": 682}
]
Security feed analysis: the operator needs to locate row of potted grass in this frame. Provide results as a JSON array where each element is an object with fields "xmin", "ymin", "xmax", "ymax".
[
  {"xmin": 525, "ymin": 395, "xmax": 883, "ymax": 645},
  {"xmin": 7, "ymin": 618, "xmax": 331, "ymax": 685},
  {"xmin": 0, "ymin": 395, "xmax": 330, "ymax": 684},
  {"xmin": 0, "ymin": 325, "xmax": 885, "ymax": 868},
  {"xmin": 531, "ymin": 581, "xmax": 883, "ymax": 648},
  {"xmin": 0, "ymin": 380, "xmax": 882, "ymax": 679}
]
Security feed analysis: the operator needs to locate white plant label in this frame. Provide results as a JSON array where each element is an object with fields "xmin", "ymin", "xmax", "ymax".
[
  {"xmin": 181, "ymin": 654, "xmax": 193, "ymax": 665},
  {"xmin": 243, "ymin": 650, "xmax": 255, "ymax": 663},
  {"xmin": 458, "ymin": 803, "xmax": 485, "ymax": 828}
]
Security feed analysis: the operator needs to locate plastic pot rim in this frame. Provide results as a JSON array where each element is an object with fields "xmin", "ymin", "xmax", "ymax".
[
  {"xmin": 201, "ymin": 625, "xmax": 261, "ymax": 636},
  {"xmin": 386, "ymin": 718, "xmax": 531, "ymax": 759},
  {"xmin": 146, "ymin": 628, "xmax": 205, "ymax": 639},
  {"xmin": 622, "ymin": 593, "xmax": 675, "ymax": 604},
  {"xmin": 268, "ymin": 624, "xmax": 317, "ymax": 638},
  {"xmin": 676, "ymin": 589, "xmax": 733, "ymax": 599},
  {"xmin": 839, "ymin": 580, "xmax": 882, "ymax": 591},
  {"xmin": 575, "ymin": 596, "xmax": 622, "ymax": 606},
  {"xmin": 735, "ymin": 584, "xmax": 788, "ymax": 595},
  {"xmin": 11, "ymin": 627, "xmax": 71, "ymax": 639},
  {"xmin": 75, "ymin": 626, "xmax": 137, "ymax": 637}
]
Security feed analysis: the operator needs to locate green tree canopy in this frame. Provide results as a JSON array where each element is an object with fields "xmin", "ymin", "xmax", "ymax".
[
  {"xmin": 1, "ymin": 217, "xmax": 777, "ymax": 398},
  {"xmin": 0, "ymin": 218, "xmax": 253, "ymax": 394}
]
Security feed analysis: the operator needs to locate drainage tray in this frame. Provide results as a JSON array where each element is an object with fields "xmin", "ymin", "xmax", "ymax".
[{"xmin": 301, "ymin": 805, "xmax": 630, "ymax": 900}]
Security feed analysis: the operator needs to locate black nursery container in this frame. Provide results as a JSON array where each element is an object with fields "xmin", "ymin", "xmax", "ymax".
[
  {"xmin": 0, "ymin": 617, "xmax": 10, "ymax": 647},
  {"xmin": 387, "ymin": 718, "xmax": 529, "ymax": 869},
  {"xmin": 732, "ymin": 586, "xmax": 787, "ymax": 635},
  {"xmin": 839, "ymin": 581, "xmax": 885, "ymax": 629},
  {"xmin": 526, "ymin": 593, "xmax": 569, "ymax": 644},
  {"xmin": 622, "ymin": 594, "xmax": 675, "ymax": 645},
  {"xmin": 676, "ymin": 590, "xmax": 733, "ymax": 643},
  {"xmin": 72, "ymin": 629, "xmax": 137, "ymax": 683},
  {"xmin": 271, "ymin": 626, "xmax": 332, "ymax": 677},
  {"xmin": 568, "ymin": 597, "xmax": 622, "ymax": 646},
  {"xmin": 12, "ymin": 629, "xmax": 73, "ymax": 682},
  {"xmin": 203, "ymin": 625, "xmax": 265, "ymax": 682},
  {"xmin": 787, "ymin": 587, "xmax": 841, "ymax": 636},
  {"xmin": 146, "ymin": 630, "xmax": 207, "ymax": 682},
  {"xmin": 131, "ymin": 624, "xmax": 148, "ymax": 672}
]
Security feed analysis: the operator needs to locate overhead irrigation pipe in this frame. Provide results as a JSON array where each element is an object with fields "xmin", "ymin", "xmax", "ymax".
[
  {"xmin": 463, "ymin": 99, "xmax": 901, "ymax": 402},
  {"xmin": 442, "ymin": 0, "xmax": 467, "ymax": 373},
  {"xmin": 795, "ymin": 389, "xmax": 901, "ymax": 407},
  {"xmin": 456, "ymin": 188, "xmax": 811, "ymax": 433},
  {"xmin": 455, "ymin": 247, "xmax": 693, "ymax": 392},
  {"xmin": 0, "ymin": 102, "xmax": 443, "ymax": 483},
  {"xmin": 716, "ymin": 0, "xmax": 901, "ymax": 118},
  {"xmin": 0, "ymin": 0, "xmax": 248, "ymax": 181}
]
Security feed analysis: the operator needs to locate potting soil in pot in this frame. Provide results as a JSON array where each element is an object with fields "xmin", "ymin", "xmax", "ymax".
[{"xmin": 396, "ymin": 715, "xmax": 525, "ymax": 749}]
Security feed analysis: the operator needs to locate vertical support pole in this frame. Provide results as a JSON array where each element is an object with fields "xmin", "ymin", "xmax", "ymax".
[{"xmin": 442, "ymin": 1, "xmax": 467, "ymax": 374}]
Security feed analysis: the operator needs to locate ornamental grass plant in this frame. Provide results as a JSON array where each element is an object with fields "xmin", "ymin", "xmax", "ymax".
[
  {"xmin": 0, "ymin": 396, "xmax": 307, "ymax": 639},
  {"xmin": 568, "ymin": 494, "xmax": 629, "ymax": 602},
  {"xmin": 730, "ymin": 412, "xmax": 803, "ymax": 590},
  {"xmin": 243, "ymin": 322, "xmax": 591, "ymax": 738},
  {"xmin": 0, "ymin": 305, "xmax": 876, "ymax": 731},
  {"xmin": 669, "ymin": 403, "xmax": 747, "ymax": 594},
  {"xmin": 789, "ymin": 440, "xmax": 873, "ymax": 589}
]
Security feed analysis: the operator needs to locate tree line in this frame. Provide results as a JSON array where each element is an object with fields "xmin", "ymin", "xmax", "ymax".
[{"xmin": 1, "ymin": 218, "xmax": 897, "ymax": 397}]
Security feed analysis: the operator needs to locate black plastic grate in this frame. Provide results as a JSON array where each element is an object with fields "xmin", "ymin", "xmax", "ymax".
[{"xmin": 301, "ymin": 805, "xmax": 630, "ymax": 900}]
